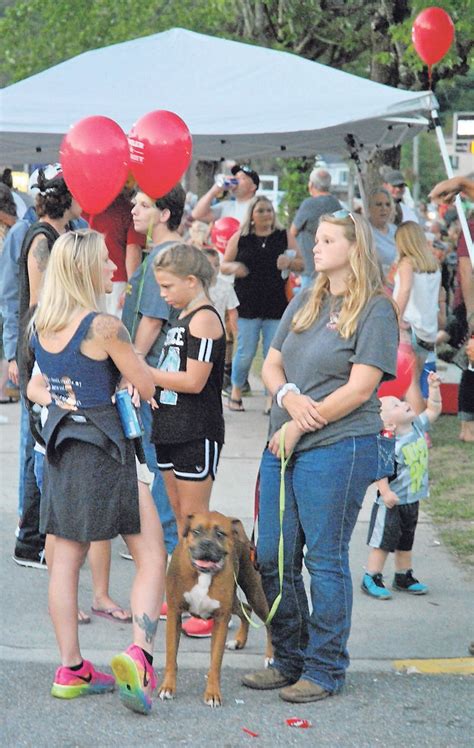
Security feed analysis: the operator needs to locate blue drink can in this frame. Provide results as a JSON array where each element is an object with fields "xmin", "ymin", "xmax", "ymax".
[{"xmin": 115, "ymin": 389, "xmax": 144, "ymax": 439}]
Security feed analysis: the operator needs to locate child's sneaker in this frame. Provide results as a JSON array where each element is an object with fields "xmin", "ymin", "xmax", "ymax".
[
  {"xmin": 361, "ymin": 572, "xmax": 392, "ymax": 600},
  {"xmin": 392, "ymin": 569, "xmax": 428, "ymax": 595},
  {"xmin": 182, "ymin": 616, "xmax": 214, "ymax": 637},
  {"xmin": 51, "ymin": 660, "xmax": 115, "ymax": 699},
  {"xmin": 111, "ymin": 644, "xmax": 157, "ymax": 715}
]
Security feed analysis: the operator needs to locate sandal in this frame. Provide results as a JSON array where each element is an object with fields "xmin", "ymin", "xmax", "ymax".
[{"xmin": 227, "ymin": 397, "xmax": 245, "ymax": 412}]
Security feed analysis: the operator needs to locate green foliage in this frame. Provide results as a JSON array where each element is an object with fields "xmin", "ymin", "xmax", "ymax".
[
  {"xmin": 0, "ymin": 0, "xmax": 229, "ymax": 84},
  {"xmin": 400, "ymin": 131, "xmax": 446, "ymax": 201},
  {"xmin": 276, "ymin": 157, "xmax": 313, "ymax": 224}
]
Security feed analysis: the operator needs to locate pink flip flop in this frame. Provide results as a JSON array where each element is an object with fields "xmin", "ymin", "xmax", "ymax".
[{"xmin": 91, "ymin": 606, "xmax": 132, "ymax": 623}]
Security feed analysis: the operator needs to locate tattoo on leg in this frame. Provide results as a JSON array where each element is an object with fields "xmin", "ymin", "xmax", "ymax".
[{"xmin": 134, "ymin": 613, "xmax": 159, "ymax": 644}]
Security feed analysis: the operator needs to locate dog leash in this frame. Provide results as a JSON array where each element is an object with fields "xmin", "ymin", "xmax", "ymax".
[{"xmin": 236, "ymin": 422, "xmax": 293, "ymax": 629}]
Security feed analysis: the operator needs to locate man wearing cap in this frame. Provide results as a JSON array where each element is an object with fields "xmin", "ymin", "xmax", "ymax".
[
  {"xmin": 383, "ymin": 170, "xmax": 419, "ymax": 225},
  {"xmin": 192, "ymin": 164, "xmax": 259, "ymax": 224},
  {"xmin": 290, "ymin": 168, "xmax": 341, "ymax": 289}
]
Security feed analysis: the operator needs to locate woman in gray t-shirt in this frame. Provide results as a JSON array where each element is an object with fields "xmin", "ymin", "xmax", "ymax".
[{"xmin": 242, "ymin": 211, "xmax": 398, "ymax": 702}]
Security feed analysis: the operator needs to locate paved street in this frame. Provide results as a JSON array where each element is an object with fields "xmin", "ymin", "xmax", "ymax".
[{"xmin": 1, "ymin": 381, "xmax": 473, "ymax": 746}]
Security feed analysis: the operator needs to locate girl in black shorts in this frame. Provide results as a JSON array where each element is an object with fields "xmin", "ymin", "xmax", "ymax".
[{"xmin": 150, "ymin": 244, "xmax": 226, "ymax": 537}]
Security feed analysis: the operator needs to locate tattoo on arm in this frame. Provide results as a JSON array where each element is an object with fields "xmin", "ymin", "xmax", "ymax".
[
  {"xmin": 32, "ymin": 237, "xmax": 50, "ymax": 273},
  {"xmin": 117, "ymin": 324, "xmax": 132, "ymax": 344},
  {"xmin": 133, "ymin": 613, "xmax": 159, "ymax": 644},
  {"xmin": 93, "ymin": 314, "xmax": 131, "ymax": 343}
]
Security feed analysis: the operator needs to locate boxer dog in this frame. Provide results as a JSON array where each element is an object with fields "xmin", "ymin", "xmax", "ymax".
[{"xmin": 158, "ymin": 511, "xmax": 272, "ymax": 707}]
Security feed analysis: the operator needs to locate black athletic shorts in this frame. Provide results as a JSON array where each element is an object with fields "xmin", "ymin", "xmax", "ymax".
[
  {"xmin": 155, "ymin": 438, "xmax": 222, "ymax": 482},
  {"xmin": 367, "ymin": 501, "xmax": 419, "ymax": 553}
]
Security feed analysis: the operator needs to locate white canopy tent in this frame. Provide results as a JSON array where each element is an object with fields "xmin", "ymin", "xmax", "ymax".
[{"xmin": 1, "ymin": 27, "xmax": 437, "ymax": 165}]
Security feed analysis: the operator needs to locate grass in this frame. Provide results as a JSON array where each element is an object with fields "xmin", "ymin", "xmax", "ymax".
[
  {"xmin": 427, "ymin": 415, "xmax": 474, "ymax": 566},
  {"xmin": 252, "ymin": 348, "xmax": 473, "ymax": 565}
]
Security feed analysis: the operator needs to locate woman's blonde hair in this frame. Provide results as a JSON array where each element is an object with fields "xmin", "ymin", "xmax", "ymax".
[
  {"xmin": 395, "ymin": 221, "xmax": 439, "ymax": 273},
  {"xmin": 154, "ymin": 242, "xmax": 214, "ymax": 293},
  {"xmin": 292, "ymin": 212, "xmax": 388, "ymax": 338},
  {"xmin": 31, "ymin": 229, "xmax": 106, "ymax": 334},
  {"xmin": 367, "ymin": 187, "xmax": 396, "ymax": 225},
  {"xmin": 239, "ymin": 195, "xmax": 281, "ymax": 236}
]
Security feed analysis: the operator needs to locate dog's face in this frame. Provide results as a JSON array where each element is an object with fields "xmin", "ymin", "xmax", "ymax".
[{"xmin": 183, "ymin": 512, "xmax": 234, "ymax": 575}]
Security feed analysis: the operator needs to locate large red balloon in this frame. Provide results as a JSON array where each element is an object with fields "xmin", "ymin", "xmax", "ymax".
[
  {"xmin": 128, "ymin": 110, "xmax": 192, "ymax": 199},
  {"xmin": 412, "ymin": 7, "xmax": 454, "ymax": 66},
  {"xmin": 60, "ymin": 116, "xmax": 130, "ymax": 214},
  {"xmin": 210, "ymin": 217, "xmax": 240, "ymax": 253},
  {"xmin": 378, "ymin": 343, "xmax": 415, "ymax": 399}
]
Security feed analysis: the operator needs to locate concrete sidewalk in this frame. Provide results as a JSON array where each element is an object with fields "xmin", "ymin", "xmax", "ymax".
[{"xmin": 1, "ymin": 383, "xmax": 473, "ymax": 746}]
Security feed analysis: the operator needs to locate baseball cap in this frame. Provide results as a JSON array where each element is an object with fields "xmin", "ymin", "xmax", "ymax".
[
  {"xmin": 231, "ymin": 164, "xmax": 260, "ymax": 189},
  {"xmin": 28, "ymin": 163, "xmax": 63, "ymax": 196},
  {"xmin": 384, "ymin": 170, "xmax": 406, "ymax": 187}
]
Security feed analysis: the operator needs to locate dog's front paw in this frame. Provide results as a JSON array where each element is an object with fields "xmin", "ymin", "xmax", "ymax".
[
  {"xmin": 158, "ymin": 679, "xmax": 176, "ymax": 701},
  {"xmin": 225, "ymin": 637, "xmax": 244, "ymax": 651},
  {"xmin": 204, "ymin": 687, "xmax": 222, "ymax": 708}
]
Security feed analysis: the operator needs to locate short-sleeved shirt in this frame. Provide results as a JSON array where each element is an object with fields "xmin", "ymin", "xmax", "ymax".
[
  {"xmin": 121, "ymin": 241, "xmax": 175, "ymax": 367},
  {"xmin": 211, "ymin": 198, "xmax": 252, "ymax": 224},
  {"xmin": 371, "ymin": 223, "xmax": 397, "ymax": 274},
  {"xmin": 269, "ymin": 292, "xmax": 398, "ymax": 451},
  {"xmin": 292, "ymin": 195, "xmax": 341, "ymax": 277},
  {"xmin": 376, "ymin": 413, "xmax": 431, "ymax": 505},
  {"xmin": 209, "ymin": 275, "xmax": 239, "ymax": 323},
  {"xmin": 82, "ymin": 195, "xmax": 145, "ymax": 282},
  {"xmin": 151, "ymin": 305, "xmax": 225, "ymax": 445}
]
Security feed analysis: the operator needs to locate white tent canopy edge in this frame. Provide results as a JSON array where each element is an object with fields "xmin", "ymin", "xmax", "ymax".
[{"xmin": 0, "ymin": 27, "xmax": 438, "ymax": 164}]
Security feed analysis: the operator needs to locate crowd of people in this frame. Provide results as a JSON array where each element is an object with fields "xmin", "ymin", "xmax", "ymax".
[{"xmin": 0, "ymin": 159, "xmax": 472, "ymax": 714}]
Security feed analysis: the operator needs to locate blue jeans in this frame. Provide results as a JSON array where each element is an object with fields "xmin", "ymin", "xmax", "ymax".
[
  {"xmin": 140, "ymin": 401, "xmax": 178, "ymax": 555},
  {"xmin": 15, "ymin": 399, "xmax": 43, "ymax": 554},
  {"xmin": 257, "ymin": 435, "xmax": 380, "ymax": 693},
  {"xmin": 231, "ymin": 317, "xmax": 280, "ymax": 390}
]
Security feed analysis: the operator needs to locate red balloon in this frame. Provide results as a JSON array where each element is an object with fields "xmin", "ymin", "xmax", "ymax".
[
  {"xmin": 210, "ymin": 217, "xmax": 240, "ymax": 253},
  {"xmin": 60, "ymin": 116, "xmax": 130, "ymax": 214},
  {"xmin": 128, "ymin": 110, "xmax": 192, "ymax": 199},
  {"xmin": 378, "ymin": 343, "xmax": 415, "ymax": 399},
  {"xmin": 412, "ymin": 7, "xmax": 454, "ymax": 66}
]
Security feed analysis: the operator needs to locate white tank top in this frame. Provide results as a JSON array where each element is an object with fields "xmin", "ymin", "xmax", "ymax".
[{"xmin": 394, "ymin": 268, "xmax": 441, "ymax": 343}]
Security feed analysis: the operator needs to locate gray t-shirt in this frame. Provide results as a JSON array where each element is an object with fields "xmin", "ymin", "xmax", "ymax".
[
  {"xmin": 269, "ymin": 292, "xmax": 398, "ymax": 451},
  {"xmin": 122, "ymin": 241, "xmax": 175, "ymax": 367},
  {"xmin": 292, "ymin": 194, "xmax": 341, "ymax": 277},
  {"xmin": 371, "ymin": 223, "xmax": 397, "ymax": 275}
]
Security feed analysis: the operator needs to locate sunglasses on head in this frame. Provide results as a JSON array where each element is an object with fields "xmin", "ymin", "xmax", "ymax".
[{"xmin": 332, "ymin": 209, "xmax": 355, "ymax": 224}]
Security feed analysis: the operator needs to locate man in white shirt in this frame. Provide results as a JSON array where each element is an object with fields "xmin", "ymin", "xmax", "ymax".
[
  {"xmin": 383, "ymin": 170, "xmax": 419, "ymax": 225},
  {"xmin": 191, "ymin": 164, "xmax": 259, "ymax": 224}
]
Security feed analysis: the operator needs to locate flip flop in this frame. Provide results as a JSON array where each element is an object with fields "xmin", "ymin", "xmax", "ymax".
[
  {"xmin": 78, "ymin": 610, "xmax": 91, "ymax": 625},
  {"xmin": 227, "ymin": 397, "xmax": 245, "ymax": 412},
  {"xmin": 91, "ymin": 606, "xmax": 132, "ymax": 623}
]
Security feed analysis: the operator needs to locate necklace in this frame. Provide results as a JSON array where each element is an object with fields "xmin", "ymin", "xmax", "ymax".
[
  {"xmin": 180, "ymin": 290, "xmax": 207, "ymax": 317},
  {"xmin": 256, "ymin": 234, "xmax": 271, "ymax": 249}
]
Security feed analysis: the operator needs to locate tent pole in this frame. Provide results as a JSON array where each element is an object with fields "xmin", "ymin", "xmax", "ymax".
[{"xmin": 431, "ymin": 109, "xmax": 473, "ymax": 266}]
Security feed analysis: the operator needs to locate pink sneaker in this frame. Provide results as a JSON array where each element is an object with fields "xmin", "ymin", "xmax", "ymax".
[
  {"xmin": 160, "ymin": 601, "xmax": 190, "ymax": 621},
  {"xmin": 111, "ymin": 644, "xmax": 157, "ymax": 715},
  {"xmin": 51, "ymin": 660, "xmax": 115, "ymax": 699},
  {"xmin": 182, "ymin": 617, "xmax": 214, "ymax": 638}
]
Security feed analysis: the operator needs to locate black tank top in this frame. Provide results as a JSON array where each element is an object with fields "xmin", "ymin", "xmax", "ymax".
[
  {"xmin": 151, "ymin": 305, "xmax": 225, "ymax": 445},
  {"xmin": 234, "ymin": 228, "xmax": 288, "ymax": 319}
]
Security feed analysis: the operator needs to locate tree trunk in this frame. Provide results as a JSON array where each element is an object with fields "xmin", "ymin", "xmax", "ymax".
[{"xmin": 195, "ymin": 160, "xmax": 219, "ymax": 196}]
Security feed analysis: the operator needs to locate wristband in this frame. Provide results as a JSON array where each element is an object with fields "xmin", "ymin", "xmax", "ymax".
[{"xmin": 276, "ymin": 382, "xmax": 301, "ymax": 408}]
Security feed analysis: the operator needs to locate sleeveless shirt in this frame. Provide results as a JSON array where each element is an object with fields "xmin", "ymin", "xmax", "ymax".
[
  {"xmin": 151, "ymin": 305, "xmax": 225, "ymax": 445},
  {"xmin": 234, "ymin": 228, "xmax": 289, "ymax": 319},
  {"xmin": 31, "ymin": 312, "xmax": 120, "ymax": 409}
]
